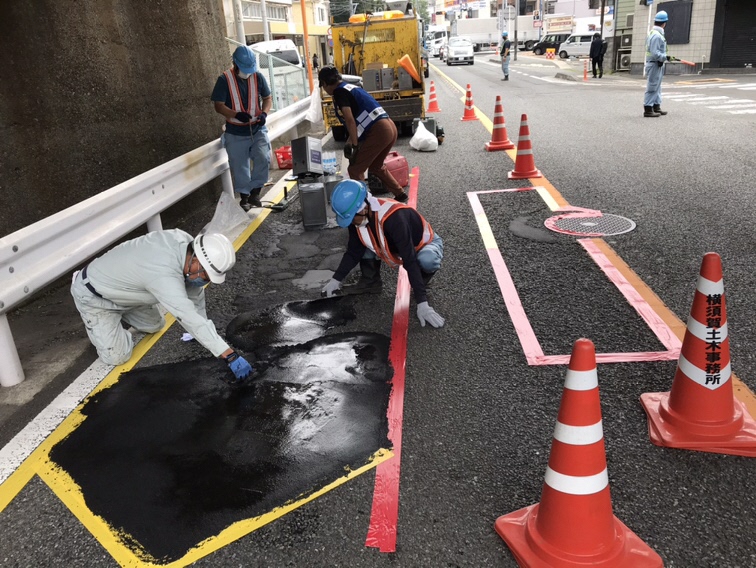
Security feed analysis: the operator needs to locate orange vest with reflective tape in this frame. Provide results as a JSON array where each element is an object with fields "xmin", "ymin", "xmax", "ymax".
[
  {"xmin": 222, "ymin": 69, "xmax": 261, "ymax": 126},
  {"xmin": 356, "ymin": 199, "xmax": 434, "ymax": 268}
]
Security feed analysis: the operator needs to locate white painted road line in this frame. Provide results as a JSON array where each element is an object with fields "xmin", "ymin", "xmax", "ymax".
[
  {"xmin": 729, "ymin": 108, "xmax": 756, "ymax": 114},
  {"xmin": 707, "ymin": 102, "xmax": 756, "ymax": 109}
]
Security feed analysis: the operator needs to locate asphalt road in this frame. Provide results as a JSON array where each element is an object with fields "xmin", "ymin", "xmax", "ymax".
[{"xmin": 2, "ymin": 53, "xmax": 756, "ymax": 567}]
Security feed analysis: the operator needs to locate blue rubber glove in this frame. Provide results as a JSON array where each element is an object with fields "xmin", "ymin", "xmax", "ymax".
[
  {"xmin": 226, "ymin": 352, "xmax": 253, "ymax": 380},
  {"xmin": 257, "ymin": 111, "xmax": 267, "ymax": 126}
]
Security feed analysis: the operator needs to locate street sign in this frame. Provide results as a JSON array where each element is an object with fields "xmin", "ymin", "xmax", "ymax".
[
  {"xmin": 502, "ymin": 5, "xmax": 516, "ymax": 19},
  {"xmin": 533, "ymin": 20, "xmax": 542, "ymax": 28}
]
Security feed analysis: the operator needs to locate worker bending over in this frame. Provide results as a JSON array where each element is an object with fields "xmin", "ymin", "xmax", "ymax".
[
  {"xmin": 322, "ymin": 180, "xmax": 445, "ymax": 328},
  {"xmin": 70, "ymin": 230, "xmax": 253, "ymax": 380},
  {"xmin": 318, "ymin": 66, "xmax": 409, "ymax": 203}
]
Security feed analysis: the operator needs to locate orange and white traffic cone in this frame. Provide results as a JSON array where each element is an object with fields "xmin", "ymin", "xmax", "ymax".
[
  {"xmin": 484, "ymin": 95, "xmax": 514, "ymax": 151},
  {"xmin": 460, "ymin": 84, "xmax": 478, "ymax": 121},
  {"xmin": 508, "ymin": 114, "xmax": 542, "ymax": 179},
  {"xmin": 496, "ymin": 339, "xmax": 664, "ymax": 568},
  {"xmin": 584, "ymin": 59, "xmax": 589, "ymax": 81},
  {"xmin": 427, "ymin": 81, "xmax": 441, "ymax": 113},
  {"xmin": 641, "ymin": 252, "xmax": 756, "ymax": 457}
]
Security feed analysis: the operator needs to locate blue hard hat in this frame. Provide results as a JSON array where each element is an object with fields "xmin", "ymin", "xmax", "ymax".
[
  {"xmin": 233, "ymin": 45, "xmax": 257, "ymax": 74},
  {"xmin": 502, "ymin": 31, "xmax": 508, "ymax": 37},
  {"xmin": 655, "ymin": 10, "xmax": 668, "ymax": 23},
  {"xmin": 331, "ymin": 180, "xmax": 368, "ymax": 227}
]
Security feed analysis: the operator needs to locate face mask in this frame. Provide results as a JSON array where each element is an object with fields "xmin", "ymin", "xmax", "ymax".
[
  {"xmin": 185, "ymin": 274, "xmax": 210, "ymax": 287},
  {"xmin": 238, "ymin": 71, "xmax": 251, "ymax": 79}
]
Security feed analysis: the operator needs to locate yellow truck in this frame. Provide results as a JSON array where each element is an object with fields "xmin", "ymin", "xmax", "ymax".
[{"xmin": 322, "ymin": 11, "xmax": 427, "ymax": 141}]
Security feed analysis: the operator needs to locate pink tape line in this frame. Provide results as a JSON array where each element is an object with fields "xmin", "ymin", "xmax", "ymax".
[{"xmin": 467, "ymin": 190, "xmax": 681, "ymax": 365}]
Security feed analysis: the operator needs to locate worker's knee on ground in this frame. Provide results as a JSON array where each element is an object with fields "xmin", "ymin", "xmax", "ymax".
[{"xmin": 97, "ymin": 344, "xmax": 134, "ymax": 366}]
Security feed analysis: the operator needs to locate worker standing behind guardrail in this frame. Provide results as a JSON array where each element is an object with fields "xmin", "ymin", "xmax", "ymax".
[
  {"xmin": 211, "ymin": 46, "xmax": 273, "ymax": 211},
  {"xmin": 318, "ymin": 66, "xmax": 410, "ymax": 204}
]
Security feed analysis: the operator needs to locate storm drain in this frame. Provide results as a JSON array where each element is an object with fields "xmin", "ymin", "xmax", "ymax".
[{"xmin": 545, "ymin": 213, "xmax": 636, "ymax": 237}]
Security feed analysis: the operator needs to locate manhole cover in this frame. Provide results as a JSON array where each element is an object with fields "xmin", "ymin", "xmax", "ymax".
[{"xmin": 545, "ymin": 213, "xmax": 636, "ymax": 237}]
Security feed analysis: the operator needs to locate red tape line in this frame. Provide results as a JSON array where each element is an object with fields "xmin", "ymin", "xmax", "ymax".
[{"xmin": 365, "ymin": 166, "xmax": 420, "ymax": 552}]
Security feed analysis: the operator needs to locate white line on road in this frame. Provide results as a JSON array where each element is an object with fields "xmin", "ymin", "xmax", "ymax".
[
  {"xmin": 706, "ymin": 102, "xmax": 756, "ymax": 109},
  {"xmin": 728, "ymin": 108, "xmax": 756, "ymax": 114}
]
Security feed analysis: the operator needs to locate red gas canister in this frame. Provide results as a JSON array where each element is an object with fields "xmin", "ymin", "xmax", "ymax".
[{"xmin": 383, "ymin": 151, "xmax": 409, "ymax": 188}]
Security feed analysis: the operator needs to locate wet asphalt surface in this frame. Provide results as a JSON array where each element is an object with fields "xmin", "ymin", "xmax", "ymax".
[{"xmin": 2, "ymin": 56, "xmax": 756, "ymax": 566}]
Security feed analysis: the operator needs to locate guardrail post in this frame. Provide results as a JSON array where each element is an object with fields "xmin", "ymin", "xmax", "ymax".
[
  {"xmin": 146, "ymin": 214, "xmax": 163, "ymax": 233},
  {"xmin": 221, "ymin": 169, "xmax": 234, "ymax": 198},
  {"xmin": 0, "ymin": 314, "xmax": 25, "ymax": 387}
]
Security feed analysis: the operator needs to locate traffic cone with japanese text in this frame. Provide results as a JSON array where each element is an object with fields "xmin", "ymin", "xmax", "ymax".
[
  {"xmin": 427, "ymin": 81, "xmax": 441, "ymax": 113},
  {"xmin": 496, "ymin": 339, "xmax": 664, "ymax": 568},
  {"xmin": 508, "ymin": 114, "xmax": 542, "ymax": 179},
  {"xmin": 640, "ymin": 252, "xmax": 756, "ymax": 457},
  {"xmin": 484, "ymin": 95, "xmax": 515, "ymax": 151},
  {"xmin": 461, "ymin": 84, "xmax": 478, "ymax": 121}
]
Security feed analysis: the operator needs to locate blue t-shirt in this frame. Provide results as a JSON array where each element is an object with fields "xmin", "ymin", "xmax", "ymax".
[{"xmin": 211, "ymin": 71, "xmax": 271, "ymax": 136}]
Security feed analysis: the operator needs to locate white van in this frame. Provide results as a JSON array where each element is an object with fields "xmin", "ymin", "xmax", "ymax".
[
  {"xmin": 251, "ymin": 39, "xmax": 303, "ymax": 67},
  {"xmin": 557, "ymin": 34, "xmax": 595, "ymax": 59}
]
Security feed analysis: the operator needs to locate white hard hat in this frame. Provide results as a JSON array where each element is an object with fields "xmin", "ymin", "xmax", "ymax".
[{"xmin": 193, "ymin": 233, "xmax": 236, "ymax": 284}]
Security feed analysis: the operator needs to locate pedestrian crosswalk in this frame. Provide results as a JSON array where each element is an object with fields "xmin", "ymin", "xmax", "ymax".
[{"xmin": 663, "ymin": 91, "xmax": 756, "ymax": 114}]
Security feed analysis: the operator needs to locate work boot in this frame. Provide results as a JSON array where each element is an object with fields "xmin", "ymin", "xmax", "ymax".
[
  {"xmin": 653, "ymin": 104, "xmax": 668, "ymax": 116},
  {"xmin": 644, "ymin": 105, "xmax": 660, "ymax": 118},
  {"xmin": 504, "ymin": 75, "xmax": 509, "ymax": 81},
  {"xmin": 239, "ymin": 192, "xmax": 251, "ymax": 212},
  {"xmin": 343, "ymin": 259, "xmax": 382, "ymax": 295},
  {"xmin": 394, "ymin": 192, "xmax": 409, "ymax": 203},
  {"xmin": 249, "ymin": 188, "xmax": 263, "ymax": 207}
]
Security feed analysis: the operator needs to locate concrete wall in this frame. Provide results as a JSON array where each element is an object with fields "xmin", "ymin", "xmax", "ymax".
[{"xmin": 0, "ymin": 1, "xmax": 233, "ymax": 237}]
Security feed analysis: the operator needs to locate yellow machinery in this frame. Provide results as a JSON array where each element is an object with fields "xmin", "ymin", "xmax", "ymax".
[{"xmin": 322, "ymin": 13, "xmax": 426, "ymax": 141}]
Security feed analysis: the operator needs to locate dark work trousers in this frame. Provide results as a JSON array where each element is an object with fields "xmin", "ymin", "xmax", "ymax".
[
  {"xmin": 347, "ymin": 118, "xmax": 404, "ymax": 196},
  {"xmin": 592, "ymin": 56, "xmax": 604, "ymax": 78}
]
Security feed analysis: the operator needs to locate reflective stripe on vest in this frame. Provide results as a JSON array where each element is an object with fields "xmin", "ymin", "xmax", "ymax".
[
  {"xmin": 334, "ymin": 83, "xmax": 388, "ymax": 139},
  {"xmin": 223, "ymin": 69, "xmax": 261, "ymax": 126},
  {"xmin": 356, "ymin": 199, "xmax": 434, "ymax": 269}
]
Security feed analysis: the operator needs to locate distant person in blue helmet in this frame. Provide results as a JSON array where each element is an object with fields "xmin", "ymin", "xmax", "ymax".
[
  {"xmin": 644, "ymin": 10, "xmax": 670, "ymax": 117},
  {"xmin": 211, "ymin": 45, "xmax": 273, "ymax": 210},
  {"xmin": 318, "ymin": 66, "xmax": 409, "ymax": 203},
  {"xmin": 322, "ymin": 180, "xmax": 445, "ymax": 328},
  {"xmin": 499, "ymin": 31, "xmax": 511, "ymax": 81}
]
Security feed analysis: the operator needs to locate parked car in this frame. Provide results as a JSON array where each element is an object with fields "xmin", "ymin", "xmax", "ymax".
[
  {"xmin": 252, "ymin": 39, "xmax": 304, "ymax": 68},
  {"xmin": 557, "ymin": 34, "xmax": 595, "ymax": 59},
  {"xmin": 446, "ymin": 37, "xmax": 474, "ymax": 66},
  {"xmin": 532, "ymin": 33, "xmax": 570, "ymax": 56}
]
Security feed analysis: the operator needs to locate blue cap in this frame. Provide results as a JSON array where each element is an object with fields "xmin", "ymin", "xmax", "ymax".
[
  {"xmin": 655, "ymin": 10, "xmax": 668, "ymax": 23},
  {"xmin": 502, "ymin": 31, "xmax": 508, "ymax": 37},
  {"xmin": 233, "ymin": 46, "xmax": 258, "ymax": 74}
]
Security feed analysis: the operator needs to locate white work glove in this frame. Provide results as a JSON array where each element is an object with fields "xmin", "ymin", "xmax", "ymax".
[
  {"xmin": 417, "ymin": 301, "xmax": 445, "ymax": 328},
  {"xmin": 321, "ymin": 278, "xmax": 342, "ymax": 298}
]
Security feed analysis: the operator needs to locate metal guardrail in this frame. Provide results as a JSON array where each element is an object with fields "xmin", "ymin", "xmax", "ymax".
[{"xmin": 0, "ymin": 96, "xmax": 312, "ymax": 387}]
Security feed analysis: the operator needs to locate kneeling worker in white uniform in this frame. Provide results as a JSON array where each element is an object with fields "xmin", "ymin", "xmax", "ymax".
[{"xmin": 71, "ymin": 230, "xmax": 253, "ymax": 380}]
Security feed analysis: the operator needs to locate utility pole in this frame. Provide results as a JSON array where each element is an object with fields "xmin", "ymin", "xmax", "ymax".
[
  {"xmin": 261, "ymin": 0, "xmax": 270, "ymax": 41},
  {"xmin": 599, "ymin": 0, "xmax": 606, "ymax": 37},
  {"xmin": 514, "ymin": 0, "xmax": 519, "ymax": 62}
]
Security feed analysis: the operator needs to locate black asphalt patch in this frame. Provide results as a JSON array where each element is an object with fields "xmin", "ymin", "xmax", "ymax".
[{"xmin": 49, "ymin": 319, "xmax": 392, "ymax": 563}]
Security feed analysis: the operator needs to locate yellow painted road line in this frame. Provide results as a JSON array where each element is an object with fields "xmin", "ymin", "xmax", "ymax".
[{"xmin": 434, "ymin": 67, "xmax": 756, "ymax": 409}]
